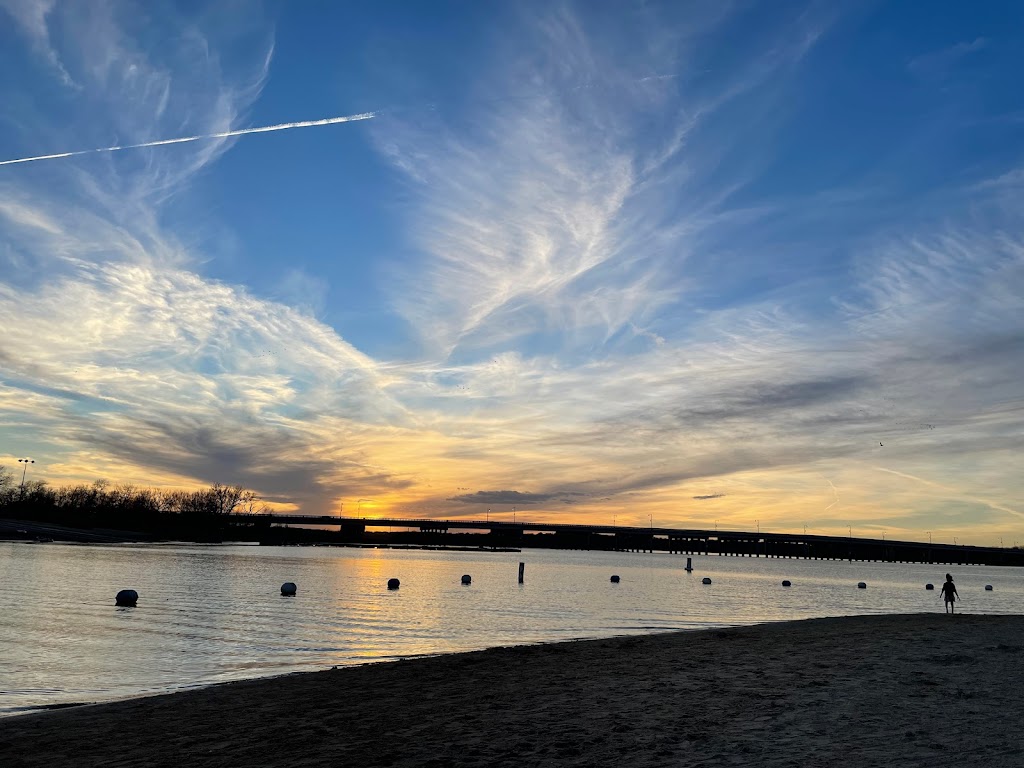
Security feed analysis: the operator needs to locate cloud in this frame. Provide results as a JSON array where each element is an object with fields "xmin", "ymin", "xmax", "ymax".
[
  {"xmin": 908, "ymin": 37, "xmax": 988, "ymax": 77},
  {"xmin": 0, "ymin": 5, "xmax": 396, "ymax": 511},
  {"xmin": 972, "ymin": 167, "xmax": 1024, "ymax": 191},
  {"xmin": 410, "ymin": 217, "xmax": 1024, "ymax": 518},
  {"xmin": 0, "ymin": 0, "xmax": 77, "ymax": 87},
  {"xmin": 276, "ymin": 268, "xmax": 330, "ymax": 317},
  {"xmin": 1, "ymin": 2, "xmax": 1023, "ymax": 542},
  {"xmin": 373, "ymin": 3, "xmax": 832, "ymax": 359},
  {"xmin": 447, "ymin": 490, "xmax": 585, "ymax": 505},
  {"xmin": 0, "ymin": 252, "xmax": 412, "ymax": 504},
  {"xmin": 663, "ymin": 374, "xmax": 873, "ymax": 427},
  {"xmin": 356, "ymin": 4, "xmax": 1019, "ymax": 536}
]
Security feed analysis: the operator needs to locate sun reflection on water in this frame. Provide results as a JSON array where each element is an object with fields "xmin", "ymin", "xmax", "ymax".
[{"xmin": 2, "ymin": 542, "xmax": 1024, "ymax": 715}]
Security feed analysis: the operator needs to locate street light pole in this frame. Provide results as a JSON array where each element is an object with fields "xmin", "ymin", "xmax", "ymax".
[{"xmin": 17, "ymin": 458, "xmax": 34, "ymax": 494}]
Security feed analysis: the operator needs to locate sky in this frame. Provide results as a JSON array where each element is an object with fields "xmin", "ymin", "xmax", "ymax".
[{"xmin": 1, "ymin": 1, "xmax": 1023, "ymax": 545}]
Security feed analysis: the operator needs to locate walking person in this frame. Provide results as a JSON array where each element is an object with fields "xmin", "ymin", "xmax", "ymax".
[{"xmin": 940, "ymin": 573, "xmax": 959, "ymax": 614}]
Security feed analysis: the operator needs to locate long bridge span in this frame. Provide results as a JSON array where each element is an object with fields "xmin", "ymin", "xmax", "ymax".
[{"xmin": 227, "ymin": 514, "xmax": 1024, "ymax": 567}]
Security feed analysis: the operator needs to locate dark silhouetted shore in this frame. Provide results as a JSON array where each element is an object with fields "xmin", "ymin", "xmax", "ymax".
[{"xmin": 3, "ymin": 614, "xmax": 1023, "ymax": 767}]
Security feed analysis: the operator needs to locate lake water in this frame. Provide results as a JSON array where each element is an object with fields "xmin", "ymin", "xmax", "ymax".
[{"xmin": 2, "ymin": 541, "xmax": 1023, "ymax": 716}]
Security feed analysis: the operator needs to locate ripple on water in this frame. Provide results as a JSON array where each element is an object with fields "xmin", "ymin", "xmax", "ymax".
[{"xmin": 2, "ymin": 542, "xmax": 1023, "ymax": 714}]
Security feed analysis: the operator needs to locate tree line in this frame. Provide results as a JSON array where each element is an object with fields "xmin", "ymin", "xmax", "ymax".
[{"xmin": 0, "ymin": 466, "xmax": 268, "ymax": 538}]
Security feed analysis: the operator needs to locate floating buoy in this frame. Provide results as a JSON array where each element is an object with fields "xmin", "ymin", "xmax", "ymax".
[
  {"xmin": 925, "ymin": 583, "xmax": 934, "ymax": 590},
  {"xmin": 857, "ymin": 582, "xmax": 867, "ymax": 589},
  {"xmin": 115, "ymin": 589, "xmax": 138, "ymax": 607},
  {"xmin": 985, "ymin": 585, "xmax": 993, "ymax": 591},
  {"xmin": 281, "ymin": 582, "xmax": 297, "ymax": 596},
  {"xmin": 461, "ymin": 574, "xmax": 472, "ymax": 585},
  {"xmin": 610, "ymin": 575, "xmax": 620, "ymax": 583},
  {"xmin": 782, "ymin": 580, "xmax": 791, "ymax": 587},
  {"xmin": 387, "ymin": 578, "xmax": 400, "ymax": 590},
  {"xmin": 702, "ymin": 577, "xmax": 712, "ymax": 585},
  {"xmin": 685, "ymin": 557, "xmax": 693, "ymax": 572}
]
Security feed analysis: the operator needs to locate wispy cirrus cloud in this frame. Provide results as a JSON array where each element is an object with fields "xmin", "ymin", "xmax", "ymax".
[
  {"xmin": 0, "ymin": 3, "xmax": 384, "ymax": 508},
  {"xmin": 0, "ymin": 248, "xmax": 412, "ymax": 503},
  {"xmin": 373, "ymin": 1, "xmax": 839, "ymax": 361},
  {"xmin": 2, "ymin": 1, "xmax": 1023, "ymax": 542},
  {"xmin": 355, "ymin": 2, "xmax": 1024, "ymax": 537},
  {"xmin": 0, "ymin": 0, "xmax": 77, "ymax": 87},
  {"xmin": 908, "ymin": 37, "xmax": 988, "ymax": 77}
]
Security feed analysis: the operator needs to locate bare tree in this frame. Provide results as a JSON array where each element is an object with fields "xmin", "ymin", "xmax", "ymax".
[
  {"xmin": 0, "ymin": 466, "xmax": 15, "ymax": 505},
  {"xmin": 209, "ymin": 483, "xmax": 246, "ymax": 515}
]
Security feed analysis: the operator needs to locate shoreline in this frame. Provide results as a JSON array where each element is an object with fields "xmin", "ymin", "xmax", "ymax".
[
  {"xmin": 0, "ymin": 624, "xmax": 718, "ymax": 718},
  {"xmin": 3, "ymin": 613, "xmax": 1023, "ymax": 767}
]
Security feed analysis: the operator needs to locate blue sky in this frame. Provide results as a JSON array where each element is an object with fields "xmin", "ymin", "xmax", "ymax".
[{"xmin": 1, "ymin": 0, "xmax": 1023, "ymax": 544}]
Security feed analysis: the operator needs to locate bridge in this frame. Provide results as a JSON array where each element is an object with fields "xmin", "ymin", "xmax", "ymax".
[{"xmin": 227, "ymin": 514, "xmax": 1024, "ymax": 567}]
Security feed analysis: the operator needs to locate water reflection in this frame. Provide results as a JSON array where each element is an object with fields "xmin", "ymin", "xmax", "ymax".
[{"xmin": 1, "ymin": 541, "xmax": 1023, "ymax": 715}]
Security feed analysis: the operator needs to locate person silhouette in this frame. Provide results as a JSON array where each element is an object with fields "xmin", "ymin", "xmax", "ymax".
[{"xmin": 939, "ymin": 573, "xmax": 959, "ymax": 614}]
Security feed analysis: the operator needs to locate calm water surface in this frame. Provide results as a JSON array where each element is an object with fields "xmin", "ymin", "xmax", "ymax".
[{"xmin": 2, "ymin": 541, "xmax": 1023, "ymax": 715}]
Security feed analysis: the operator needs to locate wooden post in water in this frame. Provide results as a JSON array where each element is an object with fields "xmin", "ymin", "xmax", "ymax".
[
  {"xmin": 518, "ymin": 562, "xmax": 525, "ymax": 584},
  {"xmin": 685, "ymin": 557, "xmax": 693, "ymax": 572}
]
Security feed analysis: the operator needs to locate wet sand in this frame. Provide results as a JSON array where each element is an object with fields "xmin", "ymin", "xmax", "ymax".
[{"xmin": 2, "ymin": 614, "xmax": 1022, "ymax": 767}]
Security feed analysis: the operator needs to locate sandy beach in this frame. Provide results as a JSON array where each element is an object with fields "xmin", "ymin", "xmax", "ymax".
[{"xmin": 2, "ymin": 614, "xmax": 1022, "ymax": 767}]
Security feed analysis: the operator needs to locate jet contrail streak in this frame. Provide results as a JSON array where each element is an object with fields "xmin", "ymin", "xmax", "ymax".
[
  {"xmin": 824, "ymin": 478, "xmax": 839, "ymax": 512},
  {"xmin": 873, "ymin": 466, "xmax": 1024, "ymax": 520},
  {"xmin": 0, "ymin": 111, "xmax": 376, "ymax": 167}
]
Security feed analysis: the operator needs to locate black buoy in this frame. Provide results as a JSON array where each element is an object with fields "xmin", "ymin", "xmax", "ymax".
[
  {"xmin": 685, "ymin": 557, "xmax": 693, "ymax": 573},
  {"xmin": 857, "ymin": 582, "xmax": 867, "ymax": 589},
  {"xmin": 925, "ymin": 583, "xmax": 934, "ymax": 590},
  {"xmin": 281, "ymin": 582, "xmax": 297, "ymax": 596},
  {"xmin": 702, "ymin": 577, "xmax": 712, "ymax": 585},
  {"xmin": 781, "ymin": 580, "xmax": 791, "ymax": 587},
  {"xmin": 985, "ymin": 584, "xmax": 993, "ymax": 591},
  {"xmin": 461, "ymin": 574, "xmax": 472, "ymax": 585},
  {"xmin": 387, "ymin": 578, "xmax": 400, "ymax": 590},
  {"xmin": 115, "ymin": 589, "xmax": 138, "ymax": 607},
  {"xmin": 610, "ymin": 575, "xmax": 620, "ymax": 583}
]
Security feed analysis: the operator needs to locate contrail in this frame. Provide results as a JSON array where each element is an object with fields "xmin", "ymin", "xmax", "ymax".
[
  {"xmin": 824, "ymin": 478, "xmax": 839, "ymax": 512},
  {"xmin": 0, "ymin": 111, "xmax": 376, "ymax": 167},
  {"xmin": 874, "ymin": 466, "xmax": 1024, "ymax": 520}
]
